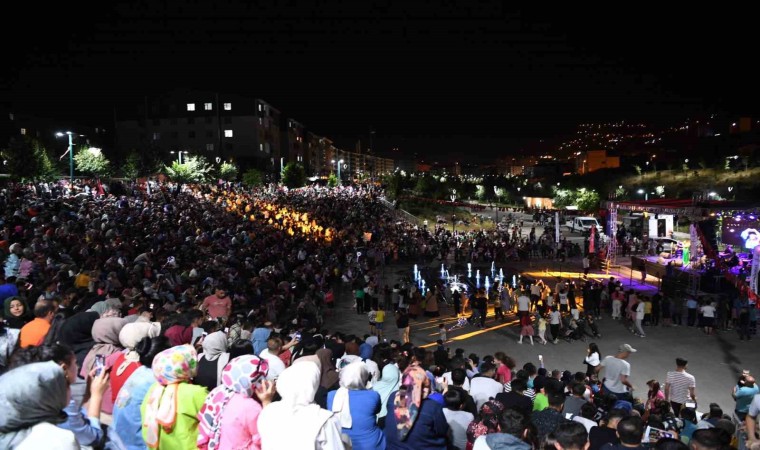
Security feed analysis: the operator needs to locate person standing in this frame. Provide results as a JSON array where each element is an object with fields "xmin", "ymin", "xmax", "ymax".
[
  {"xmin": 595, "ymin": 344, "xmax": 636, "ymax": 401},
  {"xmin": 201, "ymin": 287, "xmax": 232, "ymax": 320},
  {"xmin": 452, "ymin": 289, "xmax": 462, "ymax": 317},
  {"xmin": 584, "ymin": 343, "xmax": 601, "ymax": 377},
  {"xmin": 549, "ymin": 306, "xmax": 562, "ymax": 344},
  {"xmin": 664, "ymin": 357, "xmax": 696, "ymax": 416},
  {"xmin": 518, "ymin": 289, "xmax": 531, "ymax": 318},
  {"xmin": 733, "ymin": 374, "xmax": 758, "ymax": 421},
  {"xmin": 633, "ymin": 299, "xmax": 646, "ymax": 338},
  {"xmin": 395, "ymin": 309, "xmax": 410, "ymax": 344}
]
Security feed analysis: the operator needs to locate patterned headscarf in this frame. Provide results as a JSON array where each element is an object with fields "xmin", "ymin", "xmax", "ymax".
[
  {"xmin": 466, "ymin": 400, "xmax": 506, "ymax": 450},
  {"xmin": 142, "ymin": 345, "xmax": 198, "ymax": 448},
  {"xmin": 197, "ymin": 355, "xmax": 269, "ymax": 450},
  {"xmin": 393, "ymin": 364, "xmax": 430, "ymax": 441}
]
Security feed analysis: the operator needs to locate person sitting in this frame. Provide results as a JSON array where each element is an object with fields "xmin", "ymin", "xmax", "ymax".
[{"xmin": 472, "ymin": 407, "xmax": 536, "ymax": 450}]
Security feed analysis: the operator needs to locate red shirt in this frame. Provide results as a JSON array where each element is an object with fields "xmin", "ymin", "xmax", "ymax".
[{"xmin": 202, "ymin": 295, "xmax": 231, "ymax": 319}]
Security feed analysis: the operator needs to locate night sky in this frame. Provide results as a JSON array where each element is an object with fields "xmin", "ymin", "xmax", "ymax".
[{"xmin": 2, "ymin": 2, "xmax": 756, "ymax": 159}]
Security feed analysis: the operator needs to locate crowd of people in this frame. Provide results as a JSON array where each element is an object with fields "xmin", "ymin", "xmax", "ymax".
[{"xmin": 0, "ymin": 180, "xmax": 758, "ymax": 450}]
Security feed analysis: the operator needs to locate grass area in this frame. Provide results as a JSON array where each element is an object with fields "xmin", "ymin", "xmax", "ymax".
[{"xmin": 621, "ymin": 167, "xmax": 760, "ymax": 199}]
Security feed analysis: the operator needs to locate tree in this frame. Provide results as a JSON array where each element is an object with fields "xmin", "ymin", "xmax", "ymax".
[
  {"xmin": 74, "ymin": 147, "xmax": 111, "ymax": 177},
  {"xmin": 3, "ymin": 137, "xmax": 57, "ymax": 181},
  {"xmin": 122, "ymin": 151, "xmax": 141, "ymax": 179},
  {"xmin": 164, "ymin": 155, "xmax": 213, "ymax": 184},
  {"xmin": 242, "ymin": 168, "xmax": 264, "ymax": 187},
  {"xmin": 281, "ymin": 162, "xmax": 306, "ymax": 188},
  {"xmin": 219, "ymin": 162, "xmax": 239, "ymax": 181},
  {"xmin": 574, "ymin": 188, "xmax": 600, "ymax": 211},
  {"xmin": 327, "ymin": 173, "xmax": 339, "ymax": 188},
  {"xmin": 414, "ymin": 174, "xmax": 437, "ymax": 198}
]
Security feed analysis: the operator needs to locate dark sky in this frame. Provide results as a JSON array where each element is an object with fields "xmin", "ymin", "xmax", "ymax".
[{"xmin": 2, "ymin": 2, "xmax": 757, "ymax": 159}]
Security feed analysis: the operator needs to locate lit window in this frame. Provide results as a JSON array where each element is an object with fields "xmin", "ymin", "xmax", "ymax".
[
  {"xmin": 224, "ymin": 129, "xmax": 233, "ymax": 138},
  {"xmin": 259, "ymin": 144, "xmax": 264, "ymax": 151},
  {"xmin": 206, "ymin": 143, "xmax": 214, "ymax": 151},
  {"xmin": 187, "ymin": 103, "xmax": 195, "ymax": 111},
  {"xmin": 259, "ymin": 118, "xmax": 262, "ymax": 125},
  {"xmin": 9, "ymin": 113, "xmax": 14, "ymax": 120},
  {"xmin": 153, "ymin": 132, "xmax": 160, "ymax": 140},
  {"xmin": 20, "ymin": 128, "xmax": 26, "ymax": 135},
  {"xmin": 204, "ymin": 103, "xmax": 212, "ymax": 110},
  {"xmin": 224, "ymin": 103, "xmax": 232, "ymax": 111},
  {"xmin": 258, "ymin": 104, "xmax": 262, "ymax": 111}
]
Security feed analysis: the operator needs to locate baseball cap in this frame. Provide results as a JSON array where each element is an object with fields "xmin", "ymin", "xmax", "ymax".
[{"xmin": 618, "ymin": 343, "xmax": 637, "ymax": 353}]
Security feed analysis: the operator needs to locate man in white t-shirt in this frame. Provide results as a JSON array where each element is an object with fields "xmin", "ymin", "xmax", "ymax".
[
  {"xmin": 259, "ymin": 336, "xmax": 286, "ymax": 380},
  {"xmin": 443, "ymin": 389, "xmax": 475, "ymax": 450},
  {"xmin": 596, "ymin": 343, "xmax": 636, "ymax": 400},
  {"xmin": 517, "ymin": 290, "xmax": 531, "ymax": 318},
  {"xmin": 665, "ymin": 357, "xmax": 696, "ymax": 416},
  {"xmin": 469, "ymin": 362, "xmax": 504, "ymax": 409}
]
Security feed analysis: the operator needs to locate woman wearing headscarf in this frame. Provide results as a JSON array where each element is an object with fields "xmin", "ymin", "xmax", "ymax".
[
  {"xmin": 3, "ymin": 296, "xmax": 31, "ymax": 329},
  {"xmin": 111, "ymin": 320, "xmax": 162, "ymax": 402},
  {"xmin": 465, "ymin": 400, "xmax": 506, "ymax": 450},
  {"xmin": 81, "ymin": 315, "xmax": 127, "ymax": 415},
  {"xmin": 110, "ymin": 336, "xmax": 171, "ymax": 450},
  {"xmin": 327, "ymin": 361, "xmax": 386, "ymax": 450},
  {"xmin": 195, "ymin": 331, "xmax": 230, "ymax": 392},
  {"xmin": 197, "ymin": 355, "xmax": 273, "ymax": 450},
  {"xmin": 383, "ymin": 364, "xmax": 449, "ymax": 450},
  {"xmin": 0, "ymin": 361, "xmax": 79, "ymax": 450},
  {"xmin": 372, "ymin": 360, "xmax": 401, "ymax": 427},
  {"xmin": 58, "ymin": 310, "xmax": 100, "ymax": 409},
  {"xmin": 258, "ymin": 358, "xmax": 344, "ymax": 450},
  {"xmin": 140, "ymin": 344, "xmax": 208, "ymax": 450},
  {"xmin": 314, "ymin": 347, "xmax": 340, "ymax": 408}
]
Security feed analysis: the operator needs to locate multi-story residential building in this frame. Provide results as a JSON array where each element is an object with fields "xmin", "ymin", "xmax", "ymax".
[
  {"xmin": 282, "ymin": 118, "xmax": 304, "ymax": 167},
  {"xmin": 575, "ymin": 149, "xmax": 621, "ymax": 174},
  {"xmin": 114, "ymin": 91, "xmax": 281, "ymax": 172}
]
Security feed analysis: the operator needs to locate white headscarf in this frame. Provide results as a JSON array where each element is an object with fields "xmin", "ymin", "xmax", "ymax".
[
  {"xmin": 331, "ymin": 361, "xmax": 370, "ymax": 428},
  {"xmin": 258, "ymin": 359, "xmax": 335, "ymax": 449},
  {"xmin": 200, "ymin": 331, "xmax": 230, "ymax": 387}
]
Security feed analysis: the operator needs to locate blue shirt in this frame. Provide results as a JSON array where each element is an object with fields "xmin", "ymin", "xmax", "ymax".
[
  {"xmin": 0, "ymin": 283, "xmax": 18, "ymax": 306},
  {"xmin": 735, "ymin": 385, "xmax": 760, "ymax": 413},
  {"xmin": 327, "ymin": 389, "xmax": 385, "ymax": 450},
  {"xmin": 109, "ymin": 366, "xmax": 156, "ymax": 450},
  {"xmin": 59, "ymin": 400, "xmax": 103, "ymax": 446}
]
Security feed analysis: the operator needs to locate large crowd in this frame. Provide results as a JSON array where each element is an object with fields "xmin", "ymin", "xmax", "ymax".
[{"xmin": 0, "ymin": 180, "xmax": 758, "ymax": 450}]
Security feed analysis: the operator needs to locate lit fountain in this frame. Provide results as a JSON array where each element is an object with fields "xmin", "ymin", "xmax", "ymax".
[
  {"xmin": 476, "ymin": 270, "xmax": 481, "ymax": 288},
  {"xmin": 467, "ymin": 263, "xmax": 472, "ymax": 278},
  {"xmin": 440, "ymin": 264, "xmax": 446, "ymax": 279},
  {"xmin": 485, "ymin": 276, "xmax": 491, "ymax": 298}
]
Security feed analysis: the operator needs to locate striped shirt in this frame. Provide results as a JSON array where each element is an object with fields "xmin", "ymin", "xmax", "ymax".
[
  {"xmin": 504, "ymin": 381, "xmax": 537, "ymax": 401},
  {"xmin": 666, "ymin": 370, "xmax": 696, "ymax": 404}
]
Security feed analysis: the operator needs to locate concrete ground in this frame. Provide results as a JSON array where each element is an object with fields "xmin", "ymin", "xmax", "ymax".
[{"xmin": 327, "ymin": 247, "xmax": 758, "ymax": 417}]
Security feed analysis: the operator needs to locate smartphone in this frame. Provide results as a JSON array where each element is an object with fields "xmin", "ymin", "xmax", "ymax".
[
  {"xmin": 94, "ymin": 354, "xmax": 106, "ymax": 376},
  {"xmin": 224, "ymin": 327, "xmax": 229, "ymax": 334},
  {"xmin": 684, "ymin": 401, "xmax": 697, "ymax": 409},
  {"xmin": 295, "ymin": 332, "xmax": 302, "ymax": 341},
  {"xmin": 25, "ymin": 283, "xmax": 33, "ymax": 290},
  {"xmin": 647, "ymin": 426, "xmax": 673, "ymax": 442},
  {"xmin": 149, "ymin": 303, "xmax": 155, "ymax": 310}
]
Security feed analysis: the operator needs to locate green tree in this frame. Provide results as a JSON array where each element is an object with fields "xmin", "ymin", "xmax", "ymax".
[
  {"xmin": 74, "ymin": 147, "xmax": 111, "ymax": 177},
  {"xmin": 574, "ymin": 188, "xmax": 600, "ymax": 211},
  {"xmin": 281, "ymin": 162, "xmax": 306, "ymax": 188},
  {"xmin": 164, "ymin": 155, "xmax": 213, "ymax": 184},
  {"xmin": 219, "ymin": 162, "xmax": 239, "ymax": 181},
  {"xmin": 415, "ymin": 174, "xmax": 437, "ymax": 198},
  {"xmin": 3, "ymin": 137, "xmax": 57, "ymax": 181},
  {"xmin": 242, "ymin": 168, "xmax": 264, "ymax": 187},
  {"xmin": 122, "ymin": 151, "xmax": 141, "ymax": 179},
  {"xmin": 327, "ymin": 173, "xmax": 339, "ymax": 188}
]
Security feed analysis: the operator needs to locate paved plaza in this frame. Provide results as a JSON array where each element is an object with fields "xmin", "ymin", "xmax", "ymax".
[{"xmin": 327, "ymin": 241, "xmax": 758, "ymax": 416}]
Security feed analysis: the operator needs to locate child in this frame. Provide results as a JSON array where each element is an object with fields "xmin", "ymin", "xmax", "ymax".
[
  {"xmin": 537, "ymin": 314, "xmax": 548, "ymax": 345},
  {"xmin": 375, "ymin": 306, "xmax": 385, "ymax": 340},
  {"xmin": 438, "ymin": 323, "xmax": 448, "ymax": 342},
  {"xmin": 367, "ymin": 305, "xmax": 378, "ymax": 335},
  {"xmin": 518, "ymin": 313, "xmax": 534, "ymax": 345}
]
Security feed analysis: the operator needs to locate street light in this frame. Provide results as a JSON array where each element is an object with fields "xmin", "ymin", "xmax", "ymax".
[
  {"xmin": 450, "ymin": 189, "xmax": 457, "ymax": 234},
  {"xmin": 338, "ymin": 159, "xmax": 344, "ymax": 185},
  {"xmin": 637, "ymin": 188, "xmax": 648, "ymax": 201},
  {"xmin": 493, "ymin": 186, "xmax": 499, "ymax": 224},
  {"xmin": 170, "ymin": 150, "xmax": 188, "ymax": 164},
  {"xmin": 55, "ymin": 131, "xmax": 75, "ymax": 184}
]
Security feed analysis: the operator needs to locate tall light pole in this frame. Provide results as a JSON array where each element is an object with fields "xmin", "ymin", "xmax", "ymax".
[
  {"xmin": 493, "ymin": 185, "xmax": 499, "ymax": 224},
  {"xmin": 55, "ymin": 131, "xmax": 75, "ymax": 184},
  {"xmin": 450, "ymin": 189, "xmax": 457, "ymax": 234},
  {"xmin": 170, "ymin": 150, "xmax": 188, "ymax": 164}
]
